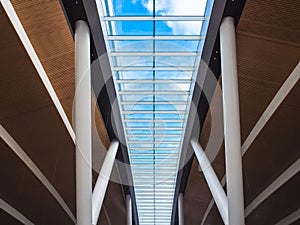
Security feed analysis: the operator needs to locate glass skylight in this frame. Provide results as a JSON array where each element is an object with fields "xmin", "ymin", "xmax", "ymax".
[{"xmin": 95, "ymin": 0, "xmax": 214, "ymax": 224}]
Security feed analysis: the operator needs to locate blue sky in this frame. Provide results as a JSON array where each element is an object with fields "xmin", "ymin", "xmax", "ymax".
[{"xmin": 95, "ymin": 0, "xmax": 213, "ymax": 223}]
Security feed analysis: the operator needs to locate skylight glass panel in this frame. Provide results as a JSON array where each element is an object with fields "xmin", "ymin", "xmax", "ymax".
[{"xmin": 95, "ymin": 0, "xmax": 214, "ymax": 224}]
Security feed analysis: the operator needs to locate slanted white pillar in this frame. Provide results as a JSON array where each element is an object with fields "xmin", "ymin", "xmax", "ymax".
[
  {"xmin": 191, "ymin": 139, "xmax": 228, "ymax": 224},
  {"xmin": 178, "ymin": 193, "xmax": 184, "ymax": 225},
  {"xmin": 75, "ymin": 20, "xmax": 92, "ymax": 225},
  {"xmin": 126, "ymin": 195, "xmax": 132, "ymax": 225},
  {"xmin": 92, "ymin": 140, "xmax": 119, "ymax": 225},
  {"xmin": 220, "ymin": 17, "xmax": 245, "ymax": 225}
]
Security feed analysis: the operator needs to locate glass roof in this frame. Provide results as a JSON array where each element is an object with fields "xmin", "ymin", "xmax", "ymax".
[{"xmin": 95, "ymin": 0, "xmax": 214, "ymax": 224}]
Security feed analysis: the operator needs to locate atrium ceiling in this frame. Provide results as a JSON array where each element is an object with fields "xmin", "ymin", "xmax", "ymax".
[{"xmin": 0, "ymin": 0, "xmax": 299, "ymax": 225}]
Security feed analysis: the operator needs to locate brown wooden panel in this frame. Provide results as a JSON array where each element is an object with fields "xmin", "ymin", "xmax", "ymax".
[{"xmin": 184, "ymin": 0, "xmax": 300, "ymax": 224}]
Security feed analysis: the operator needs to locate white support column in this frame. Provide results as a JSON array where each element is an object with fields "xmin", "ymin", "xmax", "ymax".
[
  {"xmin": 191, "ymin": 139, "xmax": 228, "ymax": 224},
  {"xmin": 92, "ymin": 140, "xmax": 119, "ymax": 225},
  {"xmin": 126, "ymin": 195, "xmax": 132, "ymax": 225},
  {"xmin": 178, "ymin": 193, "xmax": 184, "ymax": 225},
  {"xmin": 220, "ymin": 17, "xmax": 245, "ymax": 225},
  {"xmin": 75, "ymin": 20, "xmax": 92, "ymax": 225}
]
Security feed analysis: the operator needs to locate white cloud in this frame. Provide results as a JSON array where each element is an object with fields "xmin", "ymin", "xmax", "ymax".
[{"xmin": 142, "ymin": 0, "xmax": 207, "ymax": 35}]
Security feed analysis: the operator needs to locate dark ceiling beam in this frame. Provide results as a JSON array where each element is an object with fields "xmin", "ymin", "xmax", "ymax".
[
  {"xmin": 171, "ymin": 0, "xmax": 247, "ymax": 224},
  {"xmin": 59, "ymin": 1, "xmax": 139, "ymax": 224}
]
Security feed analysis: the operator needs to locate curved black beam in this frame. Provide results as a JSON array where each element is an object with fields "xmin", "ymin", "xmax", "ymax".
[
  {"xmin": 171, "ymin": 0, "xmax": 247, "ymax": 224},
  {"xmin": 59, "ymin": 1, "xmax": 139, "ymax": 224}
]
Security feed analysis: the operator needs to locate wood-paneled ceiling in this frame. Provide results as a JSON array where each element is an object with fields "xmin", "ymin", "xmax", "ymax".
[
  {"xmin": 0, "ymin": 0, "xmax": 124, "ymax": 224},
  {"xmin": 0, "ymin": 0, "xmax": 299, "ymax": 225},
  {"xmin": 185, "ymin": 1, "xmax": 300, "ymax": 225}
]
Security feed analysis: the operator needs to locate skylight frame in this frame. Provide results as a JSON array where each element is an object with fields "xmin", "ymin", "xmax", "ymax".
[{"xmin": 95, "ymin": 0, "xmax": 214, "ymax": 224}]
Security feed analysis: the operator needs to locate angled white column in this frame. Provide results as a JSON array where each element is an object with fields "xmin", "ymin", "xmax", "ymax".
[
  {"xmin": 75, "ymin": 20, "xmax": 92, "ymax": 225},
  {"xmin": 0, "ymin": 198, "xmax": 35, "ymax": 225},
  {"xmin": 178, "ymin": 193, "xmax": 185, "ymax": 225},
  {"xmin": 191, "ymin": 139, "xmax": 228, "ymax": 225},
  {"xmin": 126, "ymin": 195, "xmax": 132, "ymax": 225},
  {"xmin": 220, "ymin": 17, "xmax": 245, "ymax": 225},
  {"xmin": 92, "ymin": 140, "xmax": 119, "ymax": 225}
]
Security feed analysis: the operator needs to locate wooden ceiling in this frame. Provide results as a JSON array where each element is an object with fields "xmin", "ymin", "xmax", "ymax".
[
  {"xmin": 0, "ymin": 0, "xmax": 299, "ymax": 225},
  {"xmin": 0, "ymin": 0, "xmax": 124, "ymax": 224},
  {"xmin": 184, "ymin": 0, "xmax": 300, "ymax": 224}
]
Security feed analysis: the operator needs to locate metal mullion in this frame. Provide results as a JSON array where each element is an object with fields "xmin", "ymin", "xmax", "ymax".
[
  {"xmin": 128, "ymin": 140, "xmax": 181, "ymax": 144},
  {"xmin": 133, "ymin": 174, "xmax": 175, "ymax": 178},
  {"xmin": 123, "ymin": 110, "xmax": 186, "ymax": 114},
  {"xmin": 133, "ymin": 177, "xmax": 176, "ymax": 181},
  {"xmin": 124, "ymin": 119, "xmax": 185, "ymax": 123},
  {"xmin": 129, "ymin": 147, "xmax": 180, "ymax": 150},
  {"xmin": 119, "ymin": 91, "xmax": 189, "ymax": 95},
  {"xmin": 140, "ymin": 217, "xmax": 172, "ymax": 220},
  {"xmin": 131, "ymin": 165, "xmax": 177, "ymax": 169},
  {"xmin": 134, "ymin": 180, "xmax": 175, "ymax": 183},
  {"xmin": 136, "ymin": 193, "xmax": 174, "ymax": 196},
  {"xmin": 110, "ymin": 52, "xmax": 198, "ymax": 56},
  {"xmin": 131, "ymin": 162, "xmax": 177, "ymax": 166},
  {"xmin": 132, "ymin": 171, "xmax": 176, "ymax": 175},
  {"xmin": 138, "ymin": 201, "xmax": 173, "ymax": 205},
  {"xmin": 117, "ymin": 79, "xmax": 192, "ymax": 84},
  {"xmin": 103, "ymin": 16, "xmax": 208, "ymax": 21},
  {"xmin": 106, "ymin": 35, "xmax": 205, "ymax": 41},
  {"xmin": 139, "ymin": 215, "xmax": 171, "ymax": 218},
  {"xmin": 130, "ymin": 156, "xmax": 179, "ymax": 160},
  {"xmin": 126, "ymin": 127, "xmax": 184, "ymax": 130},
  {"xmin": 138, "ymin": 209, "xmax": 172, "ymax": 212},
  {"xmin": 113, "ymin": 66, "xmax": 197, "ymax": 71},
  {"xmin": 127, "ymin": 134, "xmax": 182, "ymax": 137},
  {"xmin": 130, "ymin": 156, "xmax": 179, "ymax": 159},
  {"xmin": 139, "ymin": 202, "xmax": 173, "ymax": 206},
  {"xmin": 121, "ymin": 101, "xmax": 188, "ymax": 105},
  {"xmin": 137, "ymin": 206, "xmax": 173, "ymax": 210}
]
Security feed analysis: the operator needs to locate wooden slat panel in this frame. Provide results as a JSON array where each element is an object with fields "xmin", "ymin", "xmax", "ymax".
[{"xmin": 184, "ymin": 0, "xmax": 300, "ymax": 224}]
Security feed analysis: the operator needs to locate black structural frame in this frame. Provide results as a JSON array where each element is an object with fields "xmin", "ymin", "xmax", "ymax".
[
  {"xmin": 59, "ymin": 0, "xmax": 246, "ymax": 225},
  {"xmin": 59, "ymin": 0, "xmax": 139, "ymax": 224},
  {"xmin": 171, "ymin": 0, "xmax": 246, "ymax": 224}
]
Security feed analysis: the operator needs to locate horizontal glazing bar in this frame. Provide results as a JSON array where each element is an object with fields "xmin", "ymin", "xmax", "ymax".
[
  {"xmin": 106, "ymin": 35, "xmax": 205, "ymax": 40},
  {"xmin": 117, "ymin": 79, "xmax": 192, "ymax": 84},
  {"xmin": 139, "ymin": 216, "xmax": 172, "ymax": 219},
  {"xmin": 110, "ymin": 52, "xmax": 198, "ymax": 56},
  {"xmin": 103, "ymin": 16, "xmax": 208, "ymax": 21},
  {"xmin": 127, "ymin": 134, "xmax": 182, "ymax": 137},
  {"xmin": 133, "ymin": 176, "xmax": 176, "ymax": 180},
  {"xmin": 135, "ymin": 191, "xmax": 175, "ymax": 195},
  {"xmin": 136, "ymin": 191, "xmax": 174, "ymax": 196},
  {"xmin": 131, "ymin": 165, "xmax": 177, "ymax": 169},
  {"xmin": 130, "ymin": 147, "xmax": 179, "ymax": 150},
  {"xmin": 127, "ymin": 128, "xmax": 183, "ymax": 132},
  {"xmin": 135, "ymin": 186, "xmax": 175, "ymax": 190},
  {"xmin": 131, "ymin": 157, "xmax": 178, "ymax": 161},
  {"xmin": 121, "ymin": 102, "xmax": 188, "ymax": 106},
  {"xmin": 131, "ymin": 163, "xmax": 177, "ymax": 167},
  {"xmin": 136, "ymin": 196, "xmax": 174, "ymax": 200},
  {"xmin": 139, "ymin": 213, "xmax": 172, "ymax": 215},
  {"xmin": 122, "ymin": 110, "xmax": 186, "ymax": 114},
  {"xmin": 128, "ymin": 140, "xmax": 181, "ymax": 144},
  {"xmin": 124, "ymin": 119, "xmax": 185, "ymax": 123},
  {"xmin": 130, "ymin": 156, "xmax": 179, "ymax": 159},
  {"xmin": 134, "ymin": 177, "xmax": 175, "ymax": 182},
  {"xmin": 133, "ymin": 172, "xmax": 176, "ymax": 176},
  {"xmin": 113, "ymin": 66, "xmax": 197, "ymax": 71},
  {"xmin": 119, "ymin": 91, "xmax": 190, "ymax": 95},
  {"xmin": 138, "ymin": 209, "xmax": 172, "ymax": 214},
  {"xmin": 139, "ymin": 217, "xmax": 172, "ymax": 220}
]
